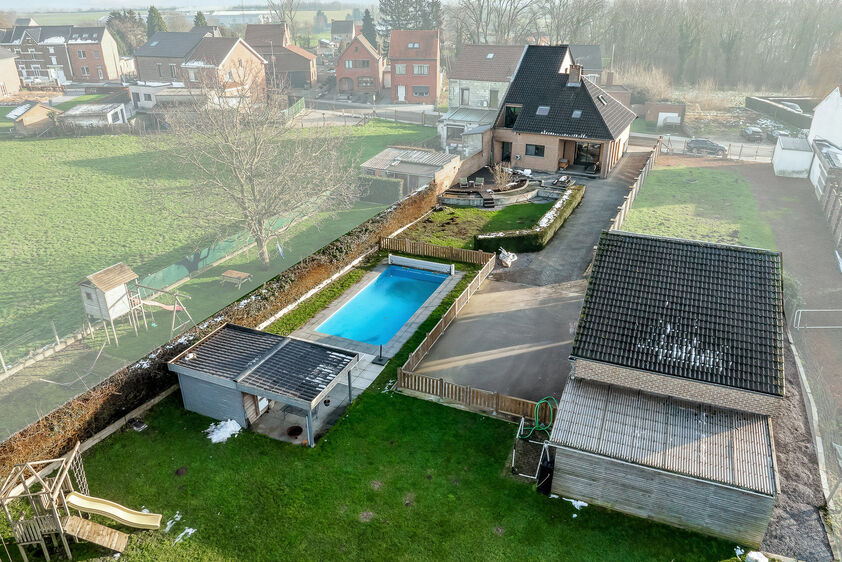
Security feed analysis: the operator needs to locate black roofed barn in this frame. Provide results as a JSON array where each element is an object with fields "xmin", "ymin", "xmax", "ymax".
[
  {"xmin": 547, "ymin": 231, "xmax": 785, "ymax": 546},
  {"xmin": 492, "ymin": 45, "xmax": 636, "ymax": 178},
  {"xmin": 168, "ymin": 324, "xmax": 359, "ymax": 447}
]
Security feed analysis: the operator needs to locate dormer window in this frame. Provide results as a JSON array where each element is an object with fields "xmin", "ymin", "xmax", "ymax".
[
  {"xmin": 486, "ymin": 53, "xmax": 494, "ymax": 59},
  {"xmin": 536, "ymin": 106, "xmax": 550, "ymax": 116},
  {"xmin": 572, "ymin": 109, "xmax": 582, "ymax": 118},
  {"xmin": 408, "ymin": 42, "xmax": 419, "ymax": 48}
]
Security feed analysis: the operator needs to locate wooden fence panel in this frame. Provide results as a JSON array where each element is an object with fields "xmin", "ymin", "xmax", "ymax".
[{"xmin": 379, "ymin": 237, "xmax": 493, "ymax": 265}]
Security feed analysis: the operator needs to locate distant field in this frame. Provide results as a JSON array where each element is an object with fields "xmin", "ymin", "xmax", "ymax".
[
  {"xmin": 0, "ymin": 120, "xmax": 436, "ymax": 357},
  {"xmin": 18, "ymin": 11, "xmax": 109, "ymax": 25},
  {"xmin": 622, "ymin": 164, "xmax": 777, "ymax": 249}
]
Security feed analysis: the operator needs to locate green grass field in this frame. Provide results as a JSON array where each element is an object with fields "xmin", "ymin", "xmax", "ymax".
[
  {"xmin": 622, "ymin": 165, "xmax": 776, "ymax": 249},
  {"xmin": 403, "ymin": 203, "xmax": 554, "ymax": 249},
  {"xmin": 0, "ymin": 263, "xmax": 735, "ymax": 561},
  {"xmin": 53, "ymin": 93, "xmax": 108, "ymax": 112},
  {"xmin": 0, "ymin": 120, "xmax": 436, "ymax": 358}
]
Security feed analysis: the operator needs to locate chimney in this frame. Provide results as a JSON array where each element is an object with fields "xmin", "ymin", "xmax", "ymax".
[
  {"xmin": 568, "ymin": 64, "xmax": 582, "ymax": 87},
  {"xmin": 604, "ymin": 70, "xmax": 615, "ymax": 86}
]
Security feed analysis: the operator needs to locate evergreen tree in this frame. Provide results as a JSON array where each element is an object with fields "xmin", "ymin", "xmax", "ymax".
[
  {"xmin": 361, "ymin": 9, "xmax": 377, "ymax": 47},
  {"xmin": 193, "ymin": 11, "xmax": 208, "ymax": 28},
  {"xmin": 146, "ymin": 6, "xmax": 167, "ymax": 39},
  {"xmin": 379, "ymin": 0, "xmax": 412, "ymax": 31},
  {"xmin": 428, "ymin": 0, "xmax": 442, "ymax": 29},
  {"xmin": 107, "ymin": 9, "xmax": 147, "ymax": 56}
]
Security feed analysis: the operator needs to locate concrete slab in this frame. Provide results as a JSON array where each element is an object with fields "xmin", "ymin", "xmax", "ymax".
[{"xmin": 414, "ymin": 279, "xmax": 586, "ymax": 401}]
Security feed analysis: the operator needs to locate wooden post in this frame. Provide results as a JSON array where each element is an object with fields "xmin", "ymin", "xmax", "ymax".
[
  {"xmin": 0, "ymin": 351, "xmax": 6, "ymax": 374},
  {"xmin": 51, "ymin": 321, "xmax": 60, "ymax": 346},
  {"xmin": 102, "ymin": 320, "xmax": 111, "ymax": 345},
  {"xmin": 494, "ymin": 392, "xmax": 500, "ymax": 414}
]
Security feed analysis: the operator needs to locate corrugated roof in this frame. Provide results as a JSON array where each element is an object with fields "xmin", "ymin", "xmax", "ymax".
[
  {"xmin": 360, "ymin": 147, "xmax": 458, "ymax": 171},
  {"xmin": 61, "ymin": 103, "xmax": 124, "ymax": 116},
  {"xmin": 441, "ymin": 107, "xmax": 497, "ymax": 125},
  {"xmin": 569, "ymin": 44, "xmax": 603, "ymax": 72},
  {"xmin": 500, "ymin": 45, "xmax": 635, "ymax": 140},
  {"xmin": 550, "ymin": 378, "xmax": 777, "ymax": 496},
  {"xmin": 170, "ymin": 324, "xmax": 357, "ymax": 406},
  {"xmin": 388, "ymin": 29, "xmax": 438, "ymax": 60},
  {"xmin": 82, "ymin": 262, "xmax": 138, "ymax": 292},
  {"xmin": 450, "ymin": 44, "xmax": 525, "ymax": 82},
  {"xmin": 135, "ymin": 31, "xmax": 206, "ymax": 58},
  {"xmin": 572, "ymin": 231, "xmax": 785, "ymax": 396}
]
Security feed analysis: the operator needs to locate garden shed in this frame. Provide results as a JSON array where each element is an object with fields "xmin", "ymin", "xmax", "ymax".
[
  {"xmin": 79, "ymin": 263, "xmax": 138, "ymax": 324},
  {"xmin": 772, "ymin": 136, "xmax": 813, "ymax": 178},
  {"xmin": 168, "ymin": 324, "xmax": 359, "ymax": 447}
]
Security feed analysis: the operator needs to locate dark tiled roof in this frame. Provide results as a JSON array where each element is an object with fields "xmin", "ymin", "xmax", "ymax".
[
  {"xmin": 388, "ymin": 29, "xmax": 438, "ymax": 60},
  {"xmin": 500, "ymin": 45, "xmax": 635, "ymax": 140},
  {"xmin": 572, "ymin": 231, "xmax": 785, "ymax": 396},
  {"xmin": 67, "ymin": 27, "xmax": 106, "ymax": 43},
  {"xmin": 569, "ymin": 44, "xmax": 603, "ymax": 72},
  {"xmin": 244, "ymin": 23, "xmax": 288, "ymax": 48},
  {"xmin": 183, "ymin": 37, "xmax": 239, "ymax": 67},
  {"xmin": 450, "ymin": 44, "xmax": 525, "ymax": 82},
  {"xmin": 331, "ymin": 20, "xmax": 355, "ymax": 35},
  {"xmin": 3, "ymin": 25, "xmax": 72, "ymax": 45},
  {"xmin": 135, "ymin": 31, "xmax": 206, "ymax": 58},
  {"xmin": 171, "ymin": 324, "xmax": 357, "ymax": 404}
]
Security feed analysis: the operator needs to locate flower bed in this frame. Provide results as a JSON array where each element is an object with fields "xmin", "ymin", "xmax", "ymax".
[{"xmin": 474, "ymin": 184, "xmax": 586, "ymax": 253}]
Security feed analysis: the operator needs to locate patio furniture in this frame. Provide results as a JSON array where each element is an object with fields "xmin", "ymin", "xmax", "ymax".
[
  {"xmin": 475, "ymin": 177, "xmax": 485, "ymax": 187},
  {"xmin": 220, "ymin": 270, "xmax": 253, "ymax": 289},
  {"xmin": 459, "ymin": 177, "xmax": 469, "ymax": 188}
]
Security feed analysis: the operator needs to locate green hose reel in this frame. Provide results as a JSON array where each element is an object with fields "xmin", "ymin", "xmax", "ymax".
[{"xmin": 519, "ymin": 396, "xmax": 558, "ymax": 439}]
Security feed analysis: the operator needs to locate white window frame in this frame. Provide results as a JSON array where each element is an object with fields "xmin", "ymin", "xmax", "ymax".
[
  {"xmin": 394, "ymin": 64, "xmax": 406, "ymax": 75},
  {"xmin": 413, "ymin": 64, "xmax": 429, "ymax": 76},
  {"xmin": 77, "ymin": 50, "xmax": 86, "ymax": 59},
  {"xmin": 80, "ymin": 65, "xmax": 89, "ymax": 77}
]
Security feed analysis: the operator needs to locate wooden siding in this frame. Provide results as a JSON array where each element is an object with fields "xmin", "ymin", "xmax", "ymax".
[
  {"xmin": 178, "ymin": 373, "xmax": 248, "ymax": 428},
  {"xmin": 552, "ymin": 446, "xmax": 775, "ymax": 546},
  {"xmin": 550, "ymin": 378, "xmax": 777, "ymax": 496},
  {"xmin": 242, "ymin": 393, "xmax": 271, "ymax": 424}
]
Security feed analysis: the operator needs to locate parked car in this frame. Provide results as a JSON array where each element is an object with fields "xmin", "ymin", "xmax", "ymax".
[
  {"xmin": 780, "ymin": 101, "xmax": 803, "ymax": 113},
  {"xmin": 766, "ymin": 129, "xmax": 790, "ymax": 142},
  {"xmin": 740, "ymin": 126, "xmax": 764, "ymax": 142},
  {"xmin": 686, "ymin": 138, "xmax": 727, "ymax": 156}
]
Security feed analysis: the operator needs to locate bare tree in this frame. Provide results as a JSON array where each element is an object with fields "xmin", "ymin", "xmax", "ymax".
[
  {"xmin": 490, "ymin": 162, "xmax": 513, "ymax": 189},
  {"xmin": 267, "ymin": 0, "xmax": 302, "ymax": 39},
  {"xmin": 153, "ymin": 66, "xmax": 361, "ymax": 269}
]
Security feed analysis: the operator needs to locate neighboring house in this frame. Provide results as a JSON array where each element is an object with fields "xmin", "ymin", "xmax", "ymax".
[
  {"xmin": 492, "ymin": 45, "xmax": 635, "ymax": 178},
  {"xmin": 5, "ymin": 101, "xmax": 60, "ymax": 136},
  {"xmin": 245, "ymin": 24, "xmax": 316, "ymax": 88},
  {"xmin": 439, "ymin": 44, "xmax": 525, "ymax": 151},
  {"xmin": 59, "ymin": 102, "xmax": 129, "ymax": 126},
  {"xmin": 549, "ymin": 230, "xmax": 784, "ymax": 545},
  {"xmin": 133, "ymin": 31, "xmax": 206, "ymax": 82},
  {"xmin": 569, "ymin": 44, "xmax": 603, "ymax": 83},
  {"xmin": 190, "ymin": 25, "xmax": 223, "ymax": 37},
  {"xmin": 119, "ymin": 56, "xmax": 136, "ymax": 78},
  {"xmin": 388, "ymin": 29, "xmax": 440, "ymax": 104},
  {"xmin": 336, "ymin": 35, "xmax": 384, "ymax": 95},
  {"xmin": 181, "ymin": 37, "xmax": 267, "ymax": 93},
  {"xmin": 806, "ymin": 86, "xmax": 842, "ymax": 250},
  {"xmin": 0, "ymin": 25, "xmax": 73, "ymax": 84},
  {"xmin": 0, "ymin": 48, "xmax": 20, "ymax": 97},
  {"xmin": 361, "ymin": 147, "xmax": 460, "ymax": 192},
  {"xmin": 66, "ymin": 27, "xmax": 121, "ymax": 81},
  {"xmin": 331, "ymin": 20, "xmax": 355, "ymax": 48}
]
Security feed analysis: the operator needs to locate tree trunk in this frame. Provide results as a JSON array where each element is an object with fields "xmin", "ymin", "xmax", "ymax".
[{"xmin": 256, "ymin": 235, "xmax": 271, "ymax": 270}]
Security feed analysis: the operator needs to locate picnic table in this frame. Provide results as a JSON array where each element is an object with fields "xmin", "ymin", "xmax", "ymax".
[{"xmin": 220, "ymin": 270, "xmax": 252, "ymax": 289}]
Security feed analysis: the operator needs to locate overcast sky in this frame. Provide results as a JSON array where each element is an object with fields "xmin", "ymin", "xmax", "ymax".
[{"xmin": 0, "ymin": 1, "xmax": 239, "ymax": 12}]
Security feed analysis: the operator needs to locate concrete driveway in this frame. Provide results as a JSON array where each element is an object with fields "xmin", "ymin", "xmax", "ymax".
[{"xmin": 414, "ymin": 279, "xmax": 586, "ymax": 401}]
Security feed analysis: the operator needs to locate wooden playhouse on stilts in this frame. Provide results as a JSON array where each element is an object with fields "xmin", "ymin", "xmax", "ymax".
[{"xmin": 0, "ymin": 442, "xmax": 162, "ymax": 560}]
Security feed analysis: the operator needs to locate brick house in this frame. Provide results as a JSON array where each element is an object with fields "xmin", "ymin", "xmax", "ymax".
[
  {"xmin": 439, "ymin": 44, "xmax": 525, "ymax": 150},
  {"xmin": 134, "ymin": 31, "xmax": 207, "ymax": 82},
  {"xmin": 336, "ymin": 35, "xmax": 384, "ymax": 95},
  {"xmin": 244, "ymin": 24, "xmax": 316, "ymax": 89},
  {"xmin": 493, "ymin": 45, "xmax": 635, "ymax": 178},
  {"xmin": 0, "ymin": 48, "xmax": 20, "ymax": 97},
  {"xmin": 548, "ymin": 230, "xmax": 785, "ymax": 545},
  {"xmin": 67, "ymin": 27, "xmax": 121, "ymax": 81},
  {"xmin": 388, "ymin": 29, "xmax": 440, "ymax": 104},
  {"xmin": 181, "ymin": 37, "xmax": 266, "ymax": 91},
  {"xmin": 0, "ymin": 26, "xmax": 73, "ymax": 84}
]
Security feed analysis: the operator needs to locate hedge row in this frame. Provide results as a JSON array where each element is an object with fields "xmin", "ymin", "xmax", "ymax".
[
  {"xmin": 359, "ymin": 174, "xmax": 405, "ymax": 204},
  {"xmin": 0, "ymin": 180, "xmax": 441, "ymax": 476},
  {"xmin": 474, "ymin": 185, "xmax": 586, "ymax": 253}
]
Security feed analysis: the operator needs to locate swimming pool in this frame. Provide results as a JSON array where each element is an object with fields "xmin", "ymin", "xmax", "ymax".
[{"xmin": 316, "ymin": 265, "xmax": 448, "ymax": 346}]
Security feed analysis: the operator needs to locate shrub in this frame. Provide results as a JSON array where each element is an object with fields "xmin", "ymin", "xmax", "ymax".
[{"xmin": 474, "ymin": 185, "xmax": 585, "ymax": 253}]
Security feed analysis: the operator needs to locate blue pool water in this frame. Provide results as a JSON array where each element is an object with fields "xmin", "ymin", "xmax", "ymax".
[{"xmin": 316, "ymin": 265, "xmax": 448, "ymax": 345}]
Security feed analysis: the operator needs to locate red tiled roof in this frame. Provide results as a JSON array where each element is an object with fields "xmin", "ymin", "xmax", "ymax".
[
  {"xmin": 281, "ymin": 43, "xmax": 316, "ymax": 61},
  {"xmin": 388, "ymin": 29, "xmax": 438, "ymax": 60}
]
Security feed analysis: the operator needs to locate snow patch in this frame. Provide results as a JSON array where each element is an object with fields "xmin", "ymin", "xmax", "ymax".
[
  {"xmin": 562, "ymin": 497, "xmax": 588, "ymax": 510},
  {"xmin": 734, "ymin": 546, "xmax": 745, "ymax": 557},
  {"xmin": 205, "ymin": 419, "xmax": 242, "ymax": 443},
  {"xmin": 172, "ymin": 527, "xmax": 196, "ymax": 545},
  {"xmin": 164, "ymin": 511, "xmax": 182, "ymax": 533},
  {"xmin": 746, "ymin": 552, "xmax": 768, "ymax": 562}
]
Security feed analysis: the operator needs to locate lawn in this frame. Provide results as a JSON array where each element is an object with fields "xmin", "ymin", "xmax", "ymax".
[
  {"xmin": 403, "ymin": 203, "xmax": 554, "ymax": 249},
  {"xmin": 630, "ymin": 119, "xmax": 658, "ymax": 134},
  {"xmin": 621, "ymin": 164, "xmax": 777, "ymax": 249}
]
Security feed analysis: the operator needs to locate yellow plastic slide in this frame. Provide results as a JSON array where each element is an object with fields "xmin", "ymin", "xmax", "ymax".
[{"xmin": 65, "ymin": 491, "xmax": 162, "ymax": 530}]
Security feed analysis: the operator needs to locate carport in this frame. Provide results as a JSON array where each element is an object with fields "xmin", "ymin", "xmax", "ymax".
[{"xmin": 168, "ymin": 324, "xmax": 359, "ymax": 447}]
